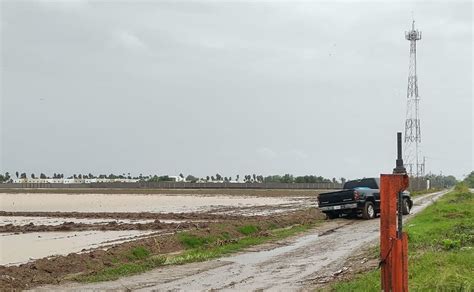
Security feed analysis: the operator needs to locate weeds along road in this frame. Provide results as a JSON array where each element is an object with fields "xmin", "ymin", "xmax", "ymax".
[{"xmin": 39, "ymin": 190, "xmax": 449, "ymax": 291}]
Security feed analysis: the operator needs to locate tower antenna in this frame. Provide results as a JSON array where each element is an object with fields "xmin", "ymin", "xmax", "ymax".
[{"xmin": 403, "ymin": 19, "xmax": 424, "ymax": 177}]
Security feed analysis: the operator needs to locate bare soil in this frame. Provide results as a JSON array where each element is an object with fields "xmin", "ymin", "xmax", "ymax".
[
  {"xmin": 0, "ymin": 209, "xmax": 324, "ymax": 290},
  {"xmin": 0, "ymin": 220, "xmax": 208, "ymax": 233}
]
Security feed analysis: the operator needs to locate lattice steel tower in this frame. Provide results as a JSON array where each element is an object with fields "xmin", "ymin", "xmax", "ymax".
[{"xmin": 404, "ymin": 20, "xmax": 424, "ymax": 177}]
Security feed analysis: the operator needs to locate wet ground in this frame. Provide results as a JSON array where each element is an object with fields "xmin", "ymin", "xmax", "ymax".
[
  {"xmin": 0, "ymin": 216, "xmax": 156, "ymax": 226},
  {"xmin": 40, "ymin": 190, "xmax": 448, "ymax": 291},
  {"xmin": 0, "ymin": 193, "xmax": 302, "ymax": 213},
  {"xmin": 1, "ymin": 230, "xmax": 158, "ymax": 266},
  {"xmin": 0, "ymin": 192, "xmax": 316, "ymax": 266}
]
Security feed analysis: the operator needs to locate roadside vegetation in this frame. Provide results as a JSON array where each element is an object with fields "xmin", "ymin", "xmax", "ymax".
[
  {"xmin": 77, "ymin": 222, "xmax": 318, "ymax": 282},
  {"xmin": 463, "ymin": 171, "xmax": 474, "ymax": 188},
  {"xmin": 330, "ymin": 182, "xmax": 473, "ymax": 291},
  {"xmin": 410, "ymin": 187, "xmax": 442, "ymax": 197}
]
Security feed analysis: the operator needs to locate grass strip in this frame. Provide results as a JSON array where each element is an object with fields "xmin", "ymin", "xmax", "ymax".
[
  {"xmin": 330, "ymin": 183, "xmax": 473, "ymax": 291},
  {"xmin": 77, "ymin": 223, "xmax": 315, "ymax": 282},
  {"xmin": 410, "ymin": 187, "xmax": 443, "ymax": 197}
]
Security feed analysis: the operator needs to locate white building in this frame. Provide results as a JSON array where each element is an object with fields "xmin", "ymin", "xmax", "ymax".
[
  {"xmin": 63, "ymin": 178, "xmax": 85, "ymax": 184},
  {"xmin": 168, "ymin": 176, "xmax": 185, "ymax": 182}
]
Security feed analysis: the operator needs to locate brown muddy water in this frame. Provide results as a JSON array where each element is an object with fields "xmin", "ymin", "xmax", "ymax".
[
  {"xmin": 0, "ymin": 216, "xmax": 156, "ymax": 226},
  {"xmin": 0, "ymin": 192, "xmax": 312, "ymax": 266},
  {"xmin": 0, "ymin": 193, "xmax": 294, "ymax": 213},
  {"xmin": 0, "ymin": 230, "xmax": 157, "ymax": 266}
]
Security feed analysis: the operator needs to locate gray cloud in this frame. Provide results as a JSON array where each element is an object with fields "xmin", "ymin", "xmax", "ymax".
[{"xmin": 0, "ymin": 0, "xmax": 472, "ymax": 179}]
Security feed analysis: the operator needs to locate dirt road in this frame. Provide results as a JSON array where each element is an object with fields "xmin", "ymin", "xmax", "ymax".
[{"xmin": 37, "ymin": 190, "xmax": 448, "ymax": 291}]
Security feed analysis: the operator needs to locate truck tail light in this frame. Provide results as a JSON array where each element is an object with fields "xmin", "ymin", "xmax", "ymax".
[{"xmin": 354, "ymin": 190, "xmax": 360, "ymax": 200}]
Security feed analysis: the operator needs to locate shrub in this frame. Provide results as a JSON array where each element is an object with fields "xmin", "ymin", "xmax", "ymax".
[
  {"xmin": 442, "ymin": 239, "xmax": 461, "ymax": 250},
  {"xmin": 237, "ymin": 225, "xmax": 259, "ymax": 235},
  {"xmin": 129, "ymin": 246, "xmax": 150, "ymax": 260},
  {"xmin": 454, "ymin": 182, "xmax": 469, "ymax": 193},
  {"xmin": 179, "ymin": 233, "xmax": 214, "ymax": 249}
]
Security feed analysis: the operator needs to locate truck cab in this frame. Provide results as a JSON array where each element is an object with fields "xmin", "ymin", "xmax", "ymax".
[{"xmin": 318, "ymin": 178, "xmax": 412, "ymax": 219}]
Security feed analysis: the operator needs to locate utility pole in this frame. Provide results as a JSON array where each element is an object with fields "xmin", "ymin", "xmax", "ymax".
[{"xmin": 403, "ymin": 20, "xmax": 425, "ymax": 177}]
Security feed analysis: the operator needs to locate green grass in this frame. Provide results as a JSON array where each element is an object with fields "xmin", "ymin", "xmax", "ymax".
[
  {"xmin": 331, "ymin": 184, "xmax": 473, "ymax": 291},
  {"xmin": 77, "ymin": 222, "xmax": 318, "ymax": 283},
  {"xmin": 410, "ymin": 187, "xmax": 442, "ymax": 197},
  {"xmin": 178, "ymin": 233, "xmax": 216, "ymax": 249},
  {"xmin": 237, "ymin": 225, "xmax": 259, "ymax": 235},
  {"xmin": 127, "ymin": 246, "xmax": 150, "ymax": 260},
  {"xmin": 168, "ymin": 224, "xmax": 314, "ymax": 265},
  {"xmin": 80, "ymin": 256, "xmax": 166, "ymax": 282}
]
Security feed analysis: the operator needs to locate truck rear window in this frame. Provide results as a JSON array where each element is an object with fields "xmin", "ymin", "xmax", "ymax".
[{"xmin": 343, "ymin": 178, "xmax": 379, "ymax": 189}]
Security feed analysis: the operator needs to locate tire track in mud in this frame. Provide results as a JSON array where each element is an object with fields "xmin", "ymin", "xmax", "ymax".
[{"xmin": 36, "ymin": 190, "xmax": 449, "ymax": 291}]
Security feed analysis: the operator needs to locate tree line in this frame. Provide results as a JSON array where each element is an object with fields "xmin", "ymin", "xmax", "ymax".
[
  {"xmin": 0, "ymin": 171, "xmax": 341, "ymax": 184},
  {"xmin": 146, "ymin": 173, "xmax": 342, "ymax": 184},
  {"xmin": 0, "ymin": 171, "xmax": 464, "ymax": 186},
  {"xmin": 424, "ymin": 173, "xmax": 458, "ymax": 188},
  {"xmin": 462, "ymin": 171, "xmax": 474, "ymax": 188}
]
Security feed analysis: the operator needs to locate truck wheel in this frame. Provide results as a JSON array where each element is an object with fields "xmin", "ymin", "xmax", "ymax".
[
  {"xmin": 402, "ymin": 198, "xmax": 411, "ymax": 215},
  {"xmin": 326, "ymin": 212, "xmax": 339, "ymax": 219},
  {"xmin": 362, "ymin": 202, "xmax": 375, "ymax": 219}
]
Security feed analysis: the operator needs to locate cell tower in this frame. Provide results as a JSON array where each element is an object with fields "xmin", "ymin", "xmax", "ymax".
[{"xmin": 403, "ymin": 20, "xmax": 424, "ymax": 177}]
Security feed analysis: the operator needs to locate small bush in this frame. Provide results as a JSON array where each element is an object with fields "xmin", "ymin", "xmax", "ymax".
[
  {"xmin": 147, "ymin": 255, "xmax": 166, "ymax": 266},
  {"xmin": 442, "ymin": 239, "xmax": 461, "ymax": 250},
  {"xmin": 454, "ymin": 182, "xmax": 469, "ymax": 193},
  {"xmin": 237, "ymin": 225, "xmax": 259, "ymax": 235},
  {"xmin": 128, "ymin": 246, "xmax": 150, "ymax": 260},
  {"xmin": 221, "ymin": 232, "xmax": 231, "ymax": 239},
  {"xmin": 179, "ymin": 233, "xmax": 214, "ymax": 249}
]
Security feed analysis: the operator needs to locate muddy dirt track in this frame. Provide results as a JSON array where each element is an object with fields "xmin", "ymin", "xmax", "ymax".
[{"xmin": 36, "ymin": 190, "xmax": 449, "ymax": 291}]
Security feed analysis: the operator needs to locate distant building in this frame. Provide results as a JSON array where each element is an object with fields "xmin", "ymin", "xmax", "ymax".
[
  {"xmin": 168, "ymin": 176, "xmax": 185, "ymax": 182},
  {"xmin": 63, "ymin": 178, "xmax": 84, "ymax": 184},
  {"xmin": 47, "ymin": 178, "xmax": 64, "ymax": 184}
]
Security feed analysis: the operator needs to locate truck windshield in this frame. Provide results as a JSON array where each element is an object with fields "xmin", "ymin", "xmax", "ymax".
[{"xmin": 343, "ymin": 178, "xmax": 379, "ymax": 189}]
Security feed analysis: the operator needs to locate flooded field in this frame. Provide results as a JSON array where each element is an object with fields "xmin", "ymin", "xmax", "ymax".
[
  {"xmin": 0, "ymin": 192, "xmax": 315, "ymax": 266},
  {"xmin": 0, "ymin": 230, "xmax": 157, "ymax": 266},
  {"xmin": 0, "ymin": 193, "xmax": 297, "ymax": 213},
  {"xmin": 0, "ymin": 216, "xmax": 156, "ymax": 226}
]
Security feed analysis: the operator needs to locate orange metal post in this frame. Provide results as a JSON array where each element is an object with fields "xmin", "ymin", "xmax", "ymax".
[
  {"xmin": 380, "ymin": 174, "xmax": 409, "ymax": 291},
  {"xmin": 402, "ymin": 233, "xmax": 409, "ymax": 290}
]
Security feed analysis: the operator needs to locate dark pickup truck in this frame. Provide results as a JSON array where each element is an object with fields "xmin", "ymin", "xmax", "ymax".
[{"xmin": 318, "ymin": 178, "xmax": 413, "ymax": 219}]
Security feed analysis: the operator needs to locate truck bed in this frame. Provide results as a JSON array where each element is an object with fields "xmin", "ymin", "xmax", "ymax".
[{"xmin": 318, "ymin": 189, "xmax": 355, "ymax": 207}]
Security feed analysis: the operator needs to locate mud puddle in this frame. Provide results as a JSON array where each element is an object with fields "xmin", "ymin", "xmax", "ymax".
[
  {"xmin": 0, "ymin": 230, "xmax": 157, "ymax": 266},
  {"xmin": 227, "ymin": 232, "xmax": 322, "ymax": 265},
  {"xmin": 0, "ymin": 216, "xmax": 156, "ymax": 226}
]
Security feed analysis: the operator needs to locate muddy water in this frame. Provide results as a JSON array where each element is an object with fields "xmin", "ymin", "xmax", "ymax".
[
  {"xmin": 0, "ymin": 216, "xmax": 157, "ymax": 226},
  {"xmin": 0, "ymin": 193, "xmax": 300, "ymax": 266},
  {"xmin": 0, "ymin": 193, "xmax": 292, "ymax": 213},
  {"xmin": 0, "ymin": 230, "xmax": 157, "ymax": 266}
]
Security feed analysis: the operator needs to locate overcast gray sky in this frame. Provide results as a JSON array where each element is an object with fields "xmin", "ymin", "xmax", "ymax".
[{"xmin": 1, "ymin": 0, "xmax": 472, "ymax": 180}]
